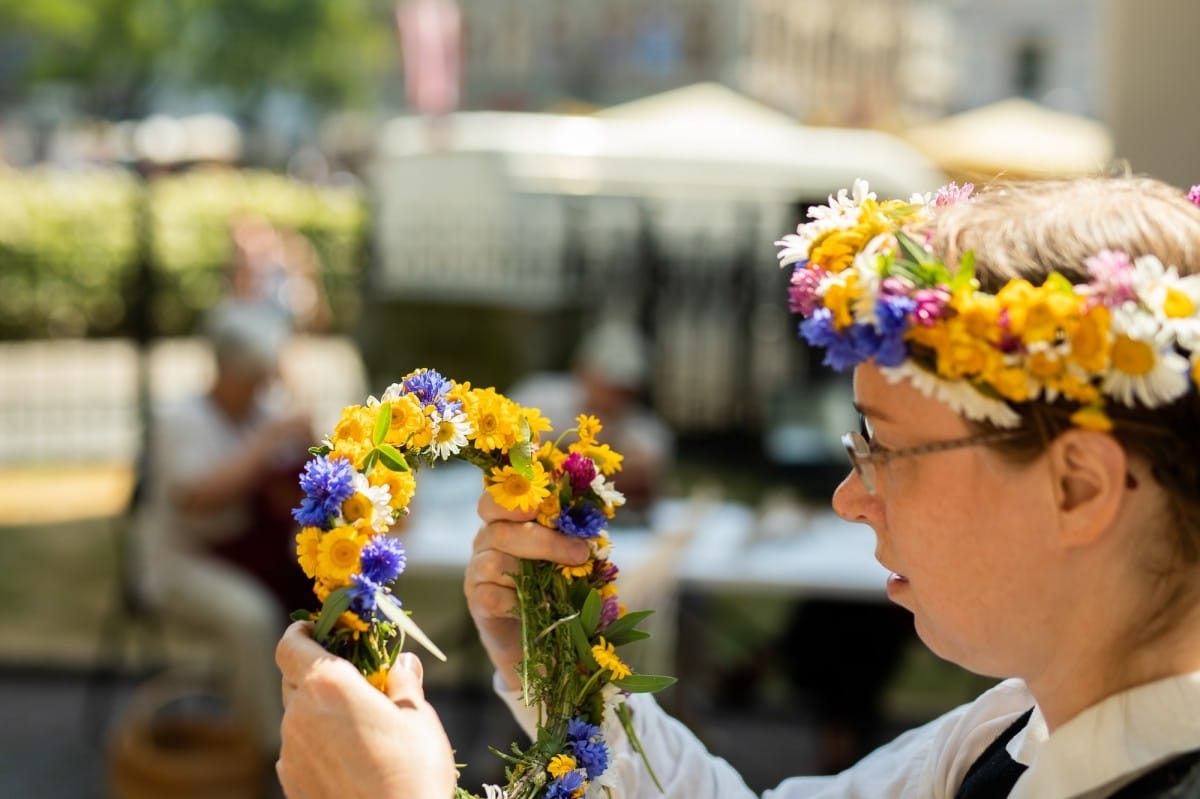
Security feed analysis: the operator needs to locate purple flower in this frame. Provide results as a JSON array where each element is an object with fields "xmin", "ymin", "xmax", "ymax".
[
  {"xmin": 348, "ymin": 573, "xmax": 382, "ymax": 616},
  {"xmin": 1189, "ymin": 185, "xmax": 1200, "ymax": 206},
  {"xmin": 401, "ymin": 369, "xmax": 456, "ymax": 413},
  {"xmin": 545, "ymin": 771, "xmax": 586, "ymax": 799},
  {"xmin": 562, "ymin": 452, "xmax": 598, "ymax": 495},
  {"xmin": 800, "ymin": 310, "xmax": 882, "ymax": 372},
  {"xmin": 566, "ymin": 718, "xmax": 601, "ymax": 743},
  {"xmin": 293, "ymin": 456, "xmax": 356, "ymax": 528},
  {"xmin": 599, "ymin": 595, "xmax": 621, "ymax": 629},
  {"xmin": 1084, "ymin": 250, "xmax": 1136, "ymax": 307},
  {"xmin": 594, "ymin": 560, "xmax": 619, "ymax": 585},
  {"xmin": 556, "ymin": 503, "xmax": 607, "ymax": 539},
  {"xmin": 873, "ymin": 296, "xmax": 915, "ymax": 368},
  {"xmin": 359, "ymin": 536, "xmax": 407, "ymax": 584},
  {"xmin": 911, "ymin": 288, "xmax": 951, "ymax": 327},
  {"xmin": 788, "ymin": 265, "xmax": 825, "ymax": 316},
  {"xmin": 933, "ymin": 181, "xmax": 974, "ymax": 207}
]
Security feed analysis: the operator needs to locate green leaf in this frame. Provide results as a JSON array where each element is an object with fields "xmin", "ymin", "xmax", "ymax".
[
  {"xmin": 599, "ymin": 609, "xmax": 653, "ymax": 640},
  {"xmin": 508, "ymin": 438, "xmax": 535, "ymax": 481},
  {"xmin": 289, "ymin": 609, "xmax": 313, "ymax": 622},
  {"xmin": 895, "ymin": 229, "xmax": 933, "ymax": 267},
  {"xmin": 568, "ymin": 618, "xmax": 600, "ymax": 670},
  {"xmin": 612, "ymin": 674, "xmax": 678, "ymax": 694},
  {"xmin": 307, "ymin": 444, "xmax": 330, "ymax": 457},
  {"xmin": 375, "ymin": 443, "xmax": 410, "ymax": 471},
  {"xmin": 580, "ymin": 589, "xmax": 601, "ymax": 635},
  {"xmin": 373, "ymin": 401, "xmax": 391, "ymax": 447},
  {"xmin": 362, "ymin": 448, "xmax": 380, "ymax": 473},
  {"xmin": 376, "ymin": 592, "xmax": 447, "ymax": 662},
  {"xmin": 603, "ymin": 628, "xmax": 651, "ymax": 647},
  {"xmin": 949, "ymin": 250, "xmax": 976, "ymax": 292},
  {"xmin": 313, "ymin": 587, "xmax": 353, "ymax": 642}
]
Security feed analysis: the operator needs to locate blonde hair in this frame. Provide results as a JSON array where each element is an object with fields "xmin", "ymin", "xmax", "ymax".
[{"xmin": 927, "ymin": 175, "xmax": 1200, "ymax": 646}]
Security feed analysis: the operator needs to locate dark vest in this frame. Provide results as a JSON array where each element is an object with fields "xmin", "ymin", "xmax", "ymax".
[{"xmin": 954, "ymin": 708, "xmax": 1200, "ymax": 799}]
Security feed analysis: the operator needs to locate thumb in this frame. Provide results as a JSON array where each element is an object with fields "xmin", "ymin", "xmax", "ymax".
[{"xmin": 385, "ymin": 652, "xmax": 426, "ymax": 706}]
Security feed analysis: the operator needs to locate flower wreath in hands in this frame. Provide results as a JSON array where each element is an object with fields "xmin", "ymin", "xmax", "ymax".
[{"xmin": 292, "ymin": 368, "xmax": 675, "ymax": 799}]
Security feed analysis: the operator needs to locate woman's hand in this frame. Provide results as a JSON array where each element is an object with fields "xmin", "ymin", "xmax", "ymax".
[
  {"xmin": 464, "ymin": 494, "xmax": 591, "ymax": 690},
  {"xmin": 275, "ymin": 622, "xmax": 456, "ymax": 799}
]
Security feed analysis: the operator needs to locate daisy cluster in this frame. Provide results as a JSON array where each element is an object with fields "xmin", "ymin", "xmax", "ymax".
[
  {"xmin": 290, "ymin": 368, "xmax": 673, "ymax": 799},
  {"xmin": 777, "ymin": 179, "xmax": 1200, "ymax": 431}
]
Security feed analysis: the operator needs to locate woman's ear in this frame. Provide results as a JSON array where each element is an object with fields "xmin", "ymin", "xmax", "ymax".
[{"xmin": 1049, "ymin": 429, "xmax": 1128, "ymax": 547}]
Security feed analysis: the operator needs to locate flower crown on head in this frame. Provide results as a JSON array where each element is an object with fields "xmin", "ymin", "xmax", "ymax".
[{"xmin": 776, "ymin": 179, "xmax": 1200, "ymax": 432}]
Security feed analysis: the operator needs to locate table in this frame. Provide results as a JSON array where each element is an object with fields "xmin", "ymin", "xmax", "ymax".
[{"xmin": 396, "ymin": 462, "xmax": 889, "ymax": 602}]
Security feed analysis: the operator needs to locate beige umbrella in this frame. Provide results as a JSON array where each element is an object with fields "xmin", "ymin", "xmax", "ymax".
[{"xmin": 906, "ymin": 97, "xmax": 1114, "ymax": 181}]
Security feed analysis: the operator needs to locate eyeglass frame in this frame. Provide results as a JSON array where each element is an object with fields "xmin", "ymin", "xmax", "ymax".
[{"xmin": 841, "ymin": 426, "xmax": 1030, "ymax": 495}]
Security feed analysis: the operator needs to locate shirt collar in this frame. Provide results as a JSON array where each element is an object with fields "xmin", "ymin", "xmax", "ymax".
[{"xmin": 1007, "ymin": 670, "xmax": 1200, "ymax": 799}]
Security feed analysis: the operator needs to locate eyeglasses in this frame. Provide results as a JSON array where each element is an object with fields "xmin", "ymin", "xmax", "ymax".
[{"xmin": 842, "ymin": 422, "xmax": 1029, "ymax": 495}]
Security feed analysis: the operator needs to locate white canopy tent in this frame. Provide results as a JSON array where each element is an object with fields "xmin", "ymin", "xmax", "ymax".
[{"xmin": 905, "ymin": 97, "xmax": 1115, "ymax": 181}]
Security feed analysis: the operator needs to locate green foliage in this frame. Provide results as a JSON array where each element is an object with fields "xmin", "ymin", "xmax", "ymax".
[
  {"xmin": 0, "ymin": 0, "xmax": 395, "ymax": 117},
  {"xmin": 0, "ymin": 165, "xmax": 366, "ymax": 339}
]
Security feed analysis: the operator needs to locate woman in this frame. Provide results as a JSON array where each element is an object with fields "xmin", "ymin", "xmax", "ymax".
[{"xmin": 277, "ymin": 175, "xmax": 1200, "ymax": 798}]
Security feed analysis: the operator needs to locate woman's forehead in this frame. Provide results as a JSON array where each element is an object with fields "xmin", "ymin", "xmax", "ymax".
[{"xmin": 853, "ymin": 364, "xmax": 970, "ymax": 431}]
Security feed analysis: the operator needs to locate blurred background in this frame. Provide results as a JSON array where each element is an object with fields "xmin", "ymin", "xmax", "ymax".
[{"xmin": 1, "ymin": 0, "xmax": 1198, "ymax": 796}]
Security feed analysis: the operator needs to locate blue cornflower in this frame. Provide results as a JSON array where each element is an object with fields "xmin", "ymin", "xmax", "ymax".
[
  {"xmin": 348, "ymin": 573, "xmax": 382, "ymax": 616},
  {"xmin": 566, "ymin": 718, "xmax": 601, "ymax": 743},
  {"xmin": 401, "ymin": 369, "xmax": 455, "ymax": 414},
  {"xmin": 873, "ymin": 296, "xmax": 916, "ymax": 368},
  {"xmin": 556, "ymin": 503, "xmax": 607, "ymax": 539},
  {"xmin": 359, "ymin": 535, "xmax": 407, "ymax": 584},
  {"xmin": 293, "ymin": 456, "xmax": 356, "ymax": 528},
  {"xmin": 544, "ymin": 770, "xmax": 586, "ymax": 799},
  {"xmin": 570, "ymin": 737, "xmax": 609, "ymax": 780}
]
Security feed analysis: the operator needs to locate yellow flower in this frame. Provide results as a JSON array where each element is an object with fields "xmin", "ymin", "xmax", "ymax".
[
  {"xmin": 522, "ymin": 407, "xmax": 553, "ymax": 441},
  {"xmin": 1022, "ymin": 287, "xmax": 1081, "ymax": 344},
  {"xmin": 1111, "ymin": 334, "xmax": 1156, "ymax": 376},
  {"xmin": 467, "ymin": 387, "xmax": 520, "ymax": 451},
  {"xmin": 953, "ymin": 292, "xmax": 1002, "ymax": 343},
  {"xmin": 1192, "ymin": 356, "xmax": 1200, "ymax": 390},
  {"xmin": 365, "ymin": 669, "xmax": 389, "ymax": 693},
  {"xmin": 575, "ymin": 414, "xmax": 602, "ymax": 446},
  {"xmin": 985, "ymin": 367, "xmax": 1035, "ymax": 403},
  {"xmin": 314, "ymin": 577, "xmax": 342, "ymax": 603},
  {"xmin": 576, "ymin": 443, "xmax": 623, "ymax": 476},
  {"xmin": 822, "ymin": 274, "xmax": 860, "ymax": 330},
  {"xmin": 295, "ymin": 526, "xmax": 322, "ymax": 578},
  {"xmin": 591, "ymin": 637, "xmax": 632, "ymax": 680},
  {"xmin": 598, "ymin": 582, "xmax": 619, "ymax": 600},
  {"xmin": 536, "ymin": 440, "xmax": 566, "ymax": 472},
  {"xmin": 485, "ymin": 462, "xmax": 551, "ymax": 512},
  {"xmin": 337, "ymin": 611, "xmax": 370, "ymax": 638},
  {"xmin": 384, "ymin": 393, "xmax": 432, "ymax": 449},
  {"xmin": 341, "ymin": 492, "xmax": 374, "ymax": 526},
  {"xmin": 316, "ymin": 524, "xmax": 363, "ymax": 583},
  {"xmin": 547, "ymin": 754, "xmax": 578, "ymax": 779},
  {"xmin": 536, "ymin": 492, "xmax": 562, "ymax": 529},
  {"xmin": 560, "ymin": 561, "xmax": 593, "ymax": 580},
  {"xmin": 1164, "ymin": 286, "xmax": 1196, "ymax": 318},
  {"xmin": 1070, "ymin": 405, "xmax": 1114, "ymax": 432},
  {"xmin": 1068, "ymin": 305, "xmax": 1111, "ymax": 373},
  {"xmin": 370, "ymin": 462, "xmax": 417, "ymax": 510}
]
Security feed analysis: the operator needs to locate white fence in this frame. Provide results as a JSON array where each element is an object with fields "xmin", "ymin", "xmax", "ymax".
[{"xmin": 0, "ymin": 336, "xmax": 368, "ymax": 466}]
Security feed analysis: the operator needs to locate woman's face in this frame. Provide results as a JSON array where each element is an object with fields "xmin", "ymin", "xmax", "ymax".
[{"xmin": 832, "ymin": 363, "xmax": 1062, "ymax": 678}]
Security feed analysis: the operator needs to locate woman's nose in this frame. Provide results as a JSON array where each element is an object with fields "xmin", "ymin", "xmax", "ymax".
[{"xmin": 831, "ymin": 468, "xmax": 872, "ymax": 524}]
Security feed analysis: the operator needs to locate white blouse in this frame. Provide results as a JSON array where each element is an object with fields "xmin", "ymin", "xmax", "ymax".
[{"xmin": 497, "ymin": 670, "xmax": 1200, "ymax": 798}]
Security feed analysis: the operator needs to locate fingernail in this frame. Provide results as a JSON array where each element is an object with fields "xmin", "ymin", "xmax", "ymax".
[{"xmin": 397, "ymin": 652, "xmax": 419, "ymax": 672}]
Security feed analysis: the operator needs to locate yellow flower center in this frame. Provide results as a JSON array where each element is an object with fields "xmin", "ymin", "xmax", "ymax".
[
  {"xmin": 342, "ymin": 493, "xmax": 372, "ymax": 524},
  {"xmin": 503, "ymin": 473, "xmax": 530, "ymax": 495},
  {"xmin": 1110, "ymin": 335, "xmax": 1156, "ymax": 376},
  {"xmin": 435, "ymin": 420, "xmax": 457, "ymax": 443},
  {"xmin": 329, "ymin": 537, "xmax": 361, "ymax": 571},
  {"xmin": 479, "ymin": 413, "xmax": 498, "ymax": 434},
  {"xmin": 1163, "ymin": 287, "xmax": 1195, "ymax": 319}
]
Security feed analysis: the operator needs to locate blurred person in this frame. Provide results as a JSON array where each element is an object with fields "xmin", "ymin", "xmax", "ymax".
[
  {"xmin": 136, "ymin": 299, "xmax": 314, "ymax": 756},
  {"xmin": 507, "ymin": 318, "xmax": 675, "ymax": 518},
  {"xmin": 278, "ymin": 176, "xmax": 1200, "ymax": 797},
  {"xmin": 227, "ymin": 213, "xmax": 332, "ymax": 334}
]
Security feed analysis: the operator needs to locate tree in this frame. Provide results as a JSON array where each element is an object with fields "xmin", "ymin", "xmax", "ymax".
[{"xmin": 0, "ymin": 0, "xmax": 397, "ymax": 120}]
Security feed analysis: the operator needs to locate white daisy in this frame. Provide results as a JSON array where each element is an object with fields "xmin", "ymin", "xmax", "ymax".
[
  {"xmin": 379, "ymin": 382, "xmax": 407, "ymax": 403},
  {"xmin": 776, "ymin": 180, "xmax": 875, "ymax": 267},
  {"xmin": 1131, "ymin": 254, "xmax": 1200, "ymax": 351},
  {"xmin": 426, "ymin": 409, "xmax": 471, "ymax": 460},
  {"xmin": 880, "ymin": 361, "xmax": 1023, "ymax": 428},
  {"xmin": 1102, "ymin": 308, "xmax": 1190, "ymax": 408},
  {"xmin": 337, "ymin": 472, "xmax": 394, "ymax": 533},
  {"xmin": 589, "ymin": 474, "xmax": 625, "ymax": 509}
]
